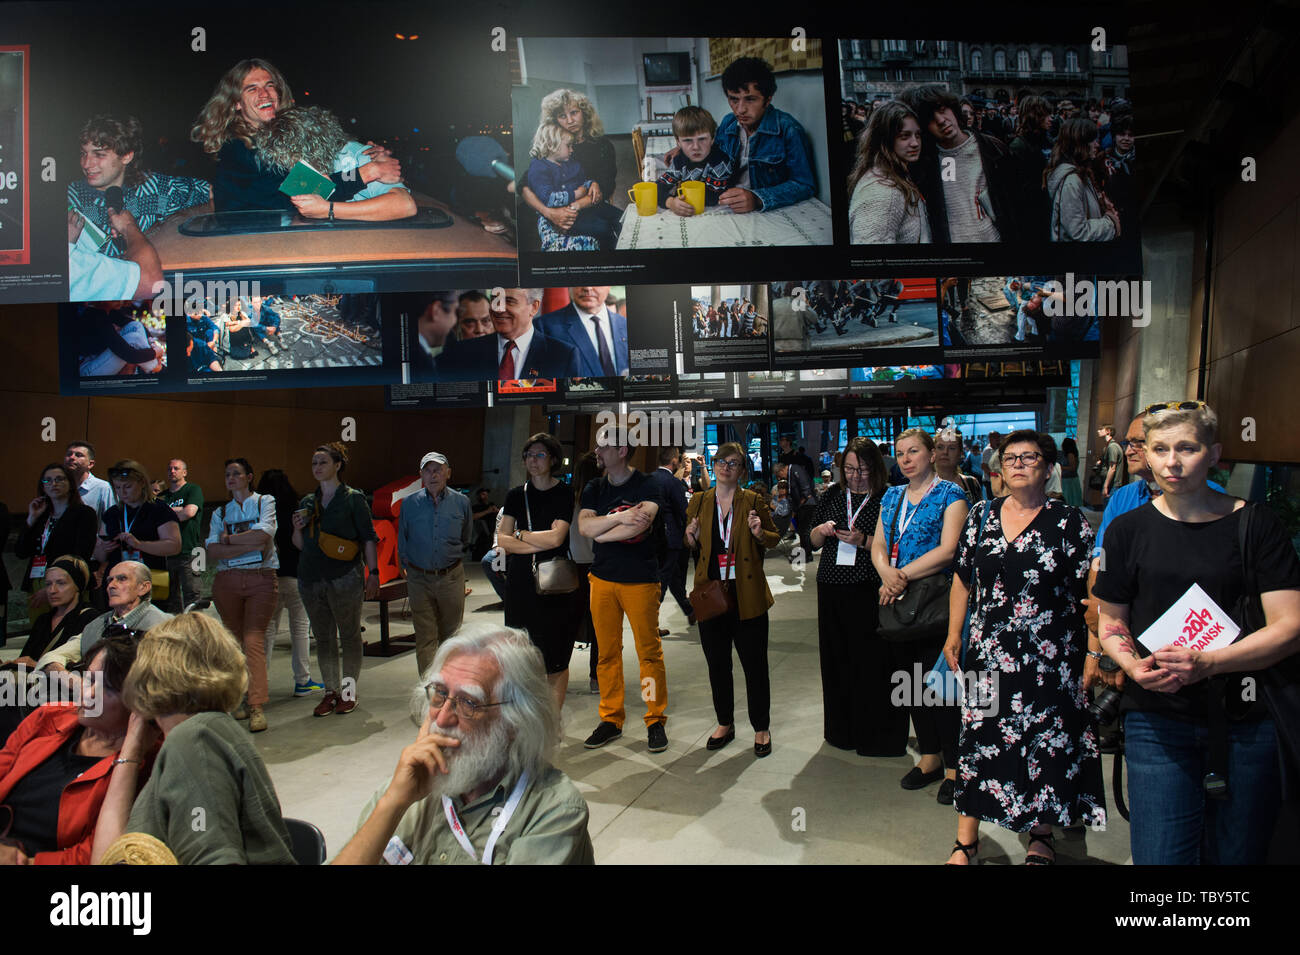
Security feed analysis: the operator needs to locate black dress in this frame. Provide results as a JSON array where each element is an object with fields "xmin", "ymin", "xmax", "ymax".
[
  {"xmin": 953, "ymin": 498, "xmax": 1105, "ymax": 830},
  {"xmin": 812, "ymin": 486, "xmax": 904, "ymax": 755},
  {"xmin": 502, "ymin": 481, "xmax": 578, "ymax": 674}
]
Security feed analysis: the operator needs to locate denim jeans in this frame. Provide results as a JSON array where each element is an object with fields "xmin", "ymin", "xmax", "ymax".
[
  {"xmin": 1124, "ymin": 709, "xmax": 1281, "ymax": 864},
  {"xmin": 481, "ymin": 549, "xmax": 507, "ymax": 601}
]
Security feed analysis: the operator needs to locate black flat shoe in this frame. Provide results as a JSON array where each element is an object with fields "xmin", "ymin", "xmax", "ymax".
[
  {"xmin": 705, "ymin": 727, "xmax": 735, "ymax": 751},
  {"xmin": 936, "ymin": 778, "xmax": 956, "ymax": 805},
  {"xmin": 900, "ymin": 766, "xmax": 944, "ymax": 790},
  {"xmin": 754, "ymin": 736, "xmax": 772, "ymax": 758}
]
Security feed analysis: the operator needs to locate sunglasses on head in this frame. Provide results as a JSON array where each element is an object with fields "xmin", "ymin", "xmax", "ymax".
[
  {"xmin": 108, "ymin": 468, "xmax": 138, "ymax": 481},
  {"xmin": 1144, "ymin": 400, "xmax": 1206, "ymax": 416}
]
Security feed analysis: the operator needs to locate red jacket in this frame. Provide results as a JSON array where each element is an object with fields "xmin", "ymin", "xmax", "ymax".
[{"xmin": 0, "ymin": 705, "xmax": 119, "ymax": 865}]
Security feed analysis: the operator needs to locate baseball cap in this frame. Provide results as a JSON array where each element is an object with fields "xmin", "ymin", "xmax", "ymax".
[{"xmin": 419, "ymin": 452, "xmax": 448, "ymax": 469}]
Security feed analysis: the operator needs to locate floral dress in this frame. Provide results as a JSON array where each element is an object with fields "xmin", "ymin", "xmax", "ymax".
[{"xmin": 953, "ymin": 497, "xmax": 1105, "ymax": 831}]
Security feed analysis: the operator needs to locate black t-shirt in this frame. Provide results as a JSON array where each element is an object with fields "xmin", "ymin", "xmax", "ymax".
[
  {"xmin": 5, "ymin": 730, "xmax": 102, "ymax": 855},
  {"xmin": 581, "ymin": 471, "xmax": 664, "ymax": 584},
  {"xmin": 103, "ymin": 501, "xmax": 180, "ymax": 571},
  {"xmin": 503, "ymin": 481, "xmax": 572, "ymax": 582},
  {"xmin": 1093, "ymin": 500, "xmax": 1300, "ymax": 721}
]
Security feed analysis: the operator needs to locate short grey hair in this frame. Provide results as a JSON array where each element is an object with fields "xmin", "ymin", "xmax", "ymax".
[
  {"xmin": 414, "ymin": 622, "xmax": 556, "ymax": 781},
  {"xmin": 118, "ymin": 559, "xmax": 153, "ymax": 593},
  {"xmin": 523, "ymin": 288, "xmax": 543, "ymax": 304}
]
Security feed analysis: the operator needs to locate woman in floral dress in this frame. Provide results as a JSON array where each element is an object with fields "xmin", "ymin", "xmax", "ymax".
[{"xmin": 943, "ymin": 430, "xmax": 1104, "ymax": 865}]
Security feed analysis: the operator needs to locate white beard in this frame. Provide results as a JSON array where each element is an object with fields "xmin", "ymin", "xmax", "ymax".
[{"xmin": 429, "ymin": 717, "xmax": 511, "ymax": 801}]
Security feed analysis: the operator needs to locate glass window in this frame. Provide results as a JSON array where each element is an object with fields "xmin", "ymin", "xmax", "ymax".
[
  {"xmin": 970, "ymin": 49, "xmax": 982, "ymax": 71},
  {"xmin": 1017, "ymin": 49, "xmax": 1030, "ymax": 72},
  {"xmin": 1065, "ymin": 50, "xmax": 1080, "ymax": 72},
  {"xmin": 993, "ymin": 49, "xmax": 1006, "ymax": 71},
  {"xmin": 1041, "ymin": 50, "xmax": 1054, "ymax": 71}
]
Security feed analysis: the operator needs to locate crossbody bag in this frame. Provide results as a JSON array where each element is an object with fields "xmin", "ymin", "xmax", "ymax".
[
  {"xmin": 688, "ymin": 488, "xmax": 739, "ymax": 623},
  {"xmin": 877, "ymin": 488, "xmax": 951, "ymax": 642},
  {"xmin": 313, "ymin": 490, "xmax": 360, "ymax": 562},
  {"xmin": 524, "ymin": 482, "xmax": 581, "ymax": 595}
]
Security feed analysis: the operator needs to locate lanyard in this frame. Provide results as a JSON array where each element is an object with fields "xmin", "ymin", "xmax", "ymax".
[
  {"xmin": 845, "ymin": 488, "xmax": 870, "ymax": 528},
  {"xmin": 38, "ymin": 512, "xmax": 57, "ymax": 552},
  {"xmin": 441, "ymin": 770, "xmax": 530, "ymax": 865},
  {"xmin": 894, "ymin": 477, "xmax": 937, "ymax": 542},
  {"xmin": 716, "ymin": 496, "xmax": 733, "ymax": 551},
  {"xmin": 122, "ymin": 504, "xmax": 139, "ymax": 537}
]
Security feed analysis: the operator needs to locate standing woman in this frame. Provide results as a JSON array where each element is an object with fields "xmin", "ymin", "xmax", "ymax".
[
  {"xmin": 847, "ymin": 101, "xmax": 931, "ymax": 244},
  {"xmin": 205, "ymin": 458, "xmax": 278, "ymax": 733},
  {"xmin": 93, "ymin": 461, "xmax": 181, "ymax": 597},
  {"xmin": 1046, "ymin": 118, "xmax": 1120, "ymax": 242},
  {"xmin": 1094, "ymin": 403, "xmax": 1300, "ymax": 864},
  {"xmin": 292, "ymin": 442, "xmax": 379, "ymax": 717},
  {"xmin": 684, "ymin": 442, "xmax": 780, "ymax": 756},
  {"xmin": 944, "ymin": 431, "xmax": 1103, "ymax": 864},
  {"xmin": 497, "ymin": 433, "xmax": 578, "ymax": 716},
  {"xmin": 16, "ymin": 463, "xmax": 97, "ymax": 613},
  {"xmin": 812, "ymin": 438, "xmax": 899, "ymax": 755},
  {"xmin": 1060, "ymin": 437, "xmax": 1084, "ymax": 506},
  {"xmin": 568, "ymin": 452, "xmax": 601, "ymax": 695},
  {"xmin": 933, "ymin": 430, "xmax": 982, "ymax": 503},
  {"xmin": 871, "ymin": 429, "xmax": 969, "ymax": 803},
  {"xmin": 257, "ymin": 469, "xmax": 322, "ymax": 699}
]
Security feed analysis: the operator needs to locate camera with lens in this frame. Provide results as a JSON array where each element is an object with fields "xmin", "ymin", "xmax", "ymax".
[{"xmin": 1088, "ymin": 655, "xmax": 1124, "ymax": 724}]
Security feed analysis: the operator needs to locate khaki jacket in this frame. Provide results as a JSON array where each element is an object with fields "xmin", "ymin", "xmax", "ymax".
[{"xmin": 686, "ymin": 487, "xmax": 780, "ymax": 621}]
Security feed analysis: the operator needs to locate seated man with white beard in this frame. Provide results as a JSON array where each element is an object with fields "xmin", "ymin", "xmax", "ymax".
[{"xmin": 335, "ymin": 623, "xmax": 594, "ymax": 865}]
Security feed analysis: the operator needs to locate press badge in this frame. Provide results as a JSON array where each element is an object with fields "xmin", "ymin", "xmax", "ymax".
[
  {"xmin": 29, "ymin": 556, "xmax": 48, "ymax": 578},
  {"xmin": 383, "ymin": 836, "xmax": 414, "ymax": 865},
  {"xmin": 122, "ymin": 549, "xmax": 142, "ymax": 562},
  {"xmin": 717, "ymin": 554, "xmax": 736, "ymax": 580},
  {"xmin": 836, "ymin": 542, "xmax": 857, "ymax": 566}
]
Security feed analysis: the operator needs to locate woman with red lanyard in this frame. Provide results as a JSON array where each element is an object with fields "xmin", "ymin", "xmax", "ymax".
[
  {"xmin": 684, "ymin": 442, "xmax": 781, "ymax": 756},
  {"xmin": 871, "ymin": 428, "xmax": 969, "ymax": 804},
  {"xmin": 16, "ymin": 463, "xmax": 97, "ymax": 614}
]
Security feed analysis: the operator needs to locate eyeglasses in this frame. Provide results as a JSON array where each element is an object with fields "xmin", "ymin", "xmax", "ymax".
[
  {"xmin": 843, "ymin": 466, "xmax": 871, "ymax": 476},
  {"xmin": 41, "ymin": 476, "xmax": 69, "ymax": 485},
  {"xmin": 1144, "ymin": 400, "xmax": 1207, "ymax": 416},
  {"xmin": 714, "ymin": 459, "xmax": 742, "ymax": 471},
  {"xmin": 425, "ymin": 682, "xmax": 510, "ymax": 720},
  {"xmin": 1000, "ymin": 452, "xmax": 1044, "ymax": 467},
  {"xmin": 1120, "ymin": 438, "xmax": 1146, "ymax": 450},
  {"xmin": 523, "ymin": 451, "xmax": 550, "ymax": 462}
]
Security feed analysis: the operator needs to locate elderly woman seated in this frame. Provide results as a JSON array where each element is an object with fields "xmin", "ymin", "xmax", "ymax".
[
  {"xmin": 92, "ymin": 613, "xmax": 295, "ymax": 864},
  {"xmin": 0, "ymin": 635, "xmax": 142, "ymax": 864}
]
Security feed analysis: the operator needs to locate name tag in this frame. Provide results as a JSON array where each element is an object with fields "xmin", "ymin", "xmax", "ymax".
[
  {"xmin": 717, "ymin": 554, "xmax": 736, "ymax": 581},
  {"xmin": 30, "ymin": 556, "xmax": 48, "ymax": 579},
  {"xmin": 836, "ymin": 541, "xmax": 857, "ymax": 566},
  {"xmin": 382, "ymin": 836, "xmax": 414, "ymax": 866},
  {"xmin": 123, "ymin": 549, "xmax": 142, "ymax": 562}
]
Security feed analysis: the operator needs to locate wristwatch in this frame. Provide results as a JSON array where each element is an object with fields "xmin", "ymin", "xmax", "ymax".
[{"xmin": 513, "ymin": 529, "xmax": 524, "ymax": 541}]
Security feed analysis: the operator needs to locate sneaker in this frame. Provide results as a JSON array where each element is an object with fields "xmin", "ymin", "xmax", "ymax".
[
  {"xmin": 588, "ymin": 677, "xmax": 600, "ymax": 694},
  {"xmin": 335, "ymin": 698, "xmax": 358, "ymax": 715},
  {"xmin": 583, "ymin": 721, "xmax": 622, "ymax": 749},
  {"xmin": 313, "ymin": 692, "xmax": 339, "ymax": 717},
  {"xmin": 248, "ymin": 706, "xmax": 268, "ymax": 733},
  {"xmin": 232, "ymin": 701, "xmax": 250, "ymax": 721},
  {"xmin": 647, "ymin": 721, "xmax": 668, "ymax": 753},
  {"xmin": 294, "ymin": 680, "xmax": 324, "ymax": 697}
]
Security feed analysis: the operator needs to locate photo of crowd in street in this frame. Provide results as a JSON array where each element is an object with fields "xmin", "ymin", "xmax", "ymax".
[
  {"xmin": 838, "ymin": 36, "xmax": 1136, "ymax": 271},
  {"xmin": 770, "ymin": 278, "xmax": 940, "ymax": 363},
  {"xmin": 940, "ymin": 275, "xmax": 1101, "ymax": 351}
]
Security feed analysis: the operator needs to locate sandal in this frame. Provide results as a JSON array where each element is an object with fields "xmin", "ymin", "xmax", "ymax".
[
  {"xmin": 945, "ymin": 840, "xmax": 980, "ymax": 865},
  {"xmin": 1025, "ymin": 830, "xmax": 1056, "ymax": 865}
]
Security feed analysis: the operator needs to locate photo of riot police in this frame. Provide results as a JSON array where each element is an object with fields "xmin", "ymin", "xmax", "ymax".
[{"xmin": 771, "ymin": 278, "xmax": 940, "ymax": 366}]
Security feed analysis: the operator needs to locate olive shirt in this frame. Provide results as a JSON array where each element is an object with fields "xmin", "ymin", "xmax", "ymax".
[
  {"xmin": 126, "ymin": 711, "xmax": 295, "ymax": 865},
  {"xmin": 297, "ymin": 484, "xmax": 378, "ymax": 584},
  {"xmin": 359, "ymin": 764, "xmax": 595, "ymax": 865}
]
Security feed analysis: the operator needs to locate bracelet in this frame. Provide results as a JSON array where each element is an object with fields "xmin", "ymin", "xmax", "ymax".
[
  {"xmin": 328, "ymin": 202, "xmax": 335, "ymax": 222},
  {"xmin": 1086, "ymin": 650, "xmax": 1103, "ymax": 660},
  {"xmin": 112, "ymin": 757, "xmax": 141, "ymax": 767}
]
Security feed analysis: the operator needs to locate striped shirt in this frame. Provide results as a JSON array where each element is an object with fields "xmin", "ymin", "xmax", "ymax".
[{"xmin": 68, "ymin": 172, "xmax": 211, "ymax": 257}]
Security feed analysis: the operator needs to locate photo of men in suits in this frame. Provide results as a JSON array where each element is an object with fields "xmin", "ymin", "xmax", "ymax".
[{"xmin": 536, "ymin": 285, "xmax": 630, "ymax": 378}]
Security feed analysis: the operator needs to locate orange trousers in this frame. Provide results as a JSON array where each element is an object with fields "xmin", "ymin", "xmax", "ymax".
[{"xmin": 589, "ymin": 573, "xmax": 667, "ymax": 728}]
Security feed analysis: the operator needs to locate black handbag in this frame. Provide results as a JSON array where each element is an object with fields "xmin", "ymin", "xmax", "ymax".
[
  {"xmin": 525, "ymin": 483, "xmax": 581, "ymax": 596},
  {"xmin": 877, "ymin": 490, "xmax": 951, "ymax": 642}
]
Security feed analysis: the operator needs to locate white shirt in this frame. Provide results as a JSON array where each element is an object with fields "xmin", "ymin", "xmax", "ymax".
[
  {"xmin": 78, "ymin": 472, "xmax": 117, "ymax": 525},
  {"xmin": 736, "ymin": 126, "xmax": 752, "ymax": 190},
  {"xmin": 574, "ymin": 306, "xmax": 621, "ymax": 373},
  {"xmin": 206, "ymin": 493, "xmax": 279, "ymax": 571},
  {"xmin": 497, "ymin": 328, "xmax": 535, "ymax": 377},
  {"xmin": 69, "ymin": 236, "xmax": 139, "ymax": 302}
]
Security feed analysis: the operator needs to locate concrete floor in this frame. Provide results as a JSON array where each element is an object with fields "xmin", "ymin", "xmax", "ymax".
[{"xmin": 250, "ymin": 551, "xmax": 1134, "ymax": 865}]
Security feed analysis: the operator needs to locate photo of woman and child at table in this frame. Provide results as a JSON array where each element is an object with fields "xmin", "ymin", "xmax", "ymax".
[{"xmin": 517, "ymin": 46, "xmax": 832, "ymax": 252}]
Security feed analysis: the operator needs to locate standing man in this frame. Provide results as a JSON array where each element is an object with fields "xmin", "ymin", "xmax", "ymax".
[
  {"xmin": 470, "ymin": 488, "xmax": 499, "ymax": 561},
  {"xmin": 777, "ymin": 436, "xmax": 816, "ymax": 559},
  {"xmin": 1097, "ymin": 425, "xmax": 1124, "ymax": 500},
  {"xmin": 980, "ymin": 431, "xmax": 1002, "ymax": 499},
  {"xmin": 579, "ymin": 436, "xmax": 669, "ymax": 753},
  {"xmin": 898, "ymin": 84, "xmax": 1019, "ymax": 244},
  {"xmin": 536, "ymin": 286, "xmax": 630, "ymax": 378},
  {"xmin": 158, "ymin": 458, "xmax": 204, "ymax": 612},
  {"xmin": 64, "ymin": 441, "xmax": 115, "ymax": 525},
  {"xmin": 398, "ymin": 452, "xmax": 473, "ymax": 676},
  {"xmin": 713, "ymin": 57, "xmax": 817, "ymax": 213},
  {"xmin": 648, "ymin": 447, "xmax": 695, "ymax": 634}
]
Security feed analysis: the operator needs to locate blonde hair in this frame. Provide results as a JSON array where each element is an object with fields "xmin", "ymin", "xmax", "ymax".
[
  {"xmin": 1144, "ymin": 404, "xmax": 1219, "ymax": 445},
  {"xmin": 110, "ymin": 459, "xmax": 156, "ymax": 502},
  {"xmin": 895, "ymin": 428, "xmax": 935, "ymax": 453},
  {"xmin": 538, "ymin": 88, "xmax": 604, "ymax": 139},
  {"xmin": 530, "ymin": 123, "xmax": 572, "ymax": 160},
  {"xmin": 123, "ymin": 613, "xmax": 247, "ymax": 718}
]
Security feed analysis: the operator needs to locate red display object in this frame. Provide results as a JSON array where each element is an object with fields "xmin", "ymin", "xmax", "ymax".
[{"xmin": 370, "ymin": 475, "xmax": 421, "ymax": 585}]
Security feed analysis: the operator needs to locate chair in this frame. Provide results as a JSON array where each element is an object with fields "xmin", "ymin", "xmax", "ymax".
[{"xmin": 284, "ymin": 817, "xmax": 327, "ymax": 865}]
